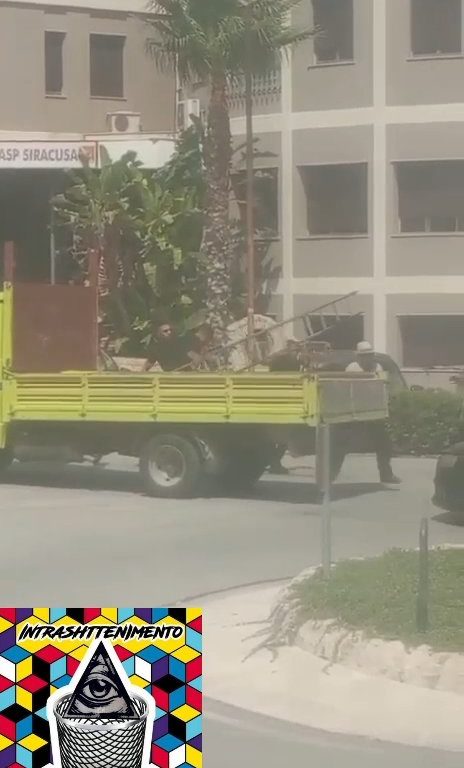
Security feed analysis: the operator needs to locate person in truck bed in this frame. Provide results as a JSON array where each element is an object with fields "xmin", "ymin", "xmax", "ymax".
[{"xmin": 144, "ymin": 320, "xmax": 198, "ymax": 372}]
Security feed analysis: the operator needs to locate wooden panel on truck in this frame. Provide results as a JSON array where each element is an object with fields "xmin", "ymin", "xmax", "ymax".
[{"xmin": 12, "ymin": 284, "xmax": 98, "ymax": 373}]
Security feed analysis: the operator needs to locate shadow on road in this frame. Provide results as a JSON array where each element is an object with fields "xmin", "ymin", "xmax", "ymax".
[
  {"xmin": 227, "ymin": 479, "xmax": 397, "ymax": 505},
  {"xmin": 3, "ymin": 463, "xmax": 398, "ymax": 505},
  {"xmin": 4, "ymin": 462, "xmax": 141, "ymax": 494},
  {"xmin": 432, "ymin": 510, "xmax": 464, "ymax": 527}
]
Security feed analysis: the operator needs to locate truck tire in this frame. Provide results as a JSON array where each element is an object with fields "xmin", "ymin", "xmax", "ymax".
[
  {"xmin": 213, "ymin": 439, "xmax": 271, "ymax": 493},
  {"xmin": 218, "ymin": 453, "xmax": 268, "ymax": 492},
  {"xmin": 0, "ymin": 449, "xmax": 12, "ymax": 476},
  {"xmin": 140, "ymin": 434, "xmax": 202, "ymax": 499}
]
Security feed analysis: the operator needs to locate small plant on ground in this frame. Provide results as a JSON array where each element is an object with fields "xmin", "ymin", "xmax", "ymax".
[
  {"xmin": 388, "ymin": 389, "xmax": 464, "ymax": 456},
  {"xmin": 251, "ymin": 549, "xmax": 464, "ymax": 656}
]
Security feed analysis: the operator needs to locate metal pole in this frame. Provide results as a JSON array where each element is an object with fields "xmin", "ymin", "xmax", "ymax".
[
  {"xmin": 245, "ymin": 26, "xmax": 255, "ymax": 363},
  {"xmin": 316, "ymin": 422, "xmax": 332, "ymax": 577},
  {"xmin": 50, "ymin": 206, "xmax": 56, "ymax": 285},
  {"xmin": 417, "ymin": 517, "xmax": 429, "ymax": 633}
]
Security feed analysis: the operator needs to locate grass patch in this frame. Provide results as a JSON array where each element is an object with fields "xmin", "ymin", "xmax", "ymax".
[{"xmin": 292, "ymin": 549, "xmax": 464, "ymax": 652}]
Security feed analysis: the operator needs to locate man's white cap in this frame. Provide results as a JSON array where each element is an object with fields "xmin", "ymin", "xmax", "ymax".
[{"xmin": 356, "ymin": 341, "xmax": 374, "ymax": 354}]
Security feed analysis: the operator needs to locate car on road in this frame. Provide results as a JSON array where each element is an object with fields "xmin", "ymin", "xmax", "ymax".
[{"xmin": 433, "ymin": 443, "xmax": 464, "ymax": 519}]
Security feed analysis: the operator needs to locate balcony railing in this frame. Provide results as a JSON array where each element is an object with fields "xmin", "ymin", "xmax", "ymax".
[{"xmin": 228, "ymin": 69, "xmax": 281, "ymax": 110}]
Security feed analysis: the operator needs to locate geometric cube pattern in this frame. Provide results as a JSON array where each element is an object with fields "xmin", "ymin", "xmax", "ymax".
[{"xmin": 0, "ymin": 609, "xmax": 202, "ymax": 768}]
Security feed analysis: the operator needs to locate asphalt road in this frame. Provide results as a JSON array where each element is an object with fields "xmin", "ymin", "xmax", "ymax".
[{"xmin": 1, "ymin": 453, "xmax": 463, "ymax": 766}]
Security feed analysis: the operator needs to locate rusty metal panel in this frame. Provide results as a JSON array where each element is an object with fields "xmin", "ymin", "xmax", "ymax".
[{"xmin": 12, "ymin": 284, "xmax": 98, "ymax": 373}]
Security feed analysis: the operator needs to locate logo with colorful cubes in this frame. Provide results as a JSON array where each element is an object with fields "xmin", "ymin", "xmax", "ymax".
[{"xmin": 0, "ymin": 609, "xmax": 202, "ymax": 768}]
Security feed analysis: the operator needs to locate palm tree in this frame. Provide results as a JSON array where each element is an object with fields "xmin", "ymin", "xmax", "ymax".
[{"xmin": 148, "ymin": 0, "xmax": 312, "ymax": 330}]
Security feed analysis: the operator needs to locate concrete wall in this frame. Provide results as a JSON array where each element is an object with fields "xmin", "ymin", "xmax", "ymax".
[
  {"xmin": 387, "ymin": 294, "xmax": 464, "ymax": 363},
  {"xmin": 386, "ymin": 0, "xmax": 464, "ymax": 105},
  {"xmin": 292, "ymin": 125, "xmax": 373, "ymax": 277},
  {"xmin": 292, "ymin": 0, "xmax": 373, "ymax": 112},
  {"xmin": 386, "ymin": 123, "xmax": 464, "ymax": 275},
  {"xmin": 0, "ymin": 4, "xmax": 175, "ymax": 134}
]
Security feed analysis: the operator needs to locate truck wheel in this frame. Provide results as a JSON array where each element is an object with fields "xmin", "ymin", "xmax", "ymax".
[
  {"xmin": 140, "ymin": 434, "xmax": 201, "ymax": 498},
  {"xmin": 215, "ymin": 445, "xmax": 269, "ymax": 493},
  {"xmin": 0, "ymin": 449, "xmax": 12, "ymax": 476}
]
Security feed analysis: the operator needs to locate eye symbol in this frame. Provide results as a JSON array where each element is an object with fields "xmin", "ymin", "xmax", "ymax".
[
  {"xmin": 63, "ymin": 642, "xmax": 137, "ymax": 720},
  {"xmin": 82, "ymin": 676, "xmax": 118, "ymax": 702}
]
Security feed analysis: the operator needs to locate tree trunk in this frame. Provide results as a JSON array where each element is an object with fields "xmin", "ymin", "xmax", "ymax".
[
  {"xmin": 101, "ymin": 224, "xmax": 132, "ymax": 338},
  {"xmin": 201, "ymin": 71, "xmax": 233, "ymax": 332}
]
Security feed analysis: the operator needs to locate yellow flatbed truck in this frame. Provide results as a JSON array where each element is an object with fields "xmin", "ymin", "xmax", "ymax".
[{"xmin": 0, "ymin": 279, "xmax": 388, "ymax": 498}]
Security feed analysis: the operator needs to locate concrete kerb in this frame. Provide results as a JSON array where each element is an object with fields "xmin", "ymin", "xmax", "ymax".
[
  {"xmin": 201, "ymin": 553, "xmax": 464, "ymax": 751},
  {"xmin": 289, "ymin": 550, "xmax": 464, "ymax": 697}
]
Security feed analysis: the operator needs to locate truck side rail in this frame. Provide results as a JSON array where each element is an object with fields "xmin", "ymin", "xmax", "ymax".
[{"xmin": 1, "ymin": 371, "xmax": 388, "ymax": 426}]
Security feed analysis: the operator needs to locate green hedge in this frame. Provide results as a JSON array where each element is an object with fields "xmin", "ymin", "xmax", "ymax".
[{"xmin": 388, "ymin": 389, "xmax": 464, "ymax": 456}]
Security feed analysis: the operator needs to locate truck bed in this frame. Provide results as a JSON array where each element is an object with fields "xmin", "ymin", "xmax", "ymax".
[{"xmin": 2, "ymin": 371, "xmax": 388, "ymax": 426}]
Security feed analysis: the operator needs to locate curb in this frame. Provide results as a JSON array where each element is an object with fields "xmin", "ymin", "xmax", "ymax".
[{"xmin": 202, "ymin": 578, "xmax": 464, "ymax": 751}]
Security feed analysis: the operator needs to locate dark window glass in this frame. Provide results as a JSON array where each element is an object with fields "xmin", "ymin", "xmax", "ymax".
[
  {"xmin": 400, "ymin": 316, "xmax": 464, "ymax": 367},
  {"xmin": 396, "ymin": 160, "xmax": 464, "ymax": 233},
  {"xmin": 90, "ymin": 34, "xmax": 125, "ymax": 98},
  {"xmin": 312, "ymin": 0, "xmax": 354, "ymax": 62},
  {"xmin": 231, "ymin": 168, "xmax": 279, "ymax": 237},
  {"xmin": 45, "ymin": 31, "xmax": 65, "ymax": 95},
  {"xmin": 411, "ymin": 0, "xmax": 461, "ymax": 55},
  {"xmin": 301, "ymin": 163, "xmax": 368, "ymax": 235}
]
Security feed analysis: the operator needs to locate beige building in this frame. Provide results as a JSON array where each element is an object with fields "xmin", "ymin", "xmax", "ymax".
[
  {"xmin": 226, "ymin": 0, "xmax": 464, "ymax": 371},
  {"xmin": 3, "ymin": 0, "xmax": 464, "ymax": 372},
  {"xmin": 0, "ymin": 0, "xmax": 175, "ymax": 136},
  {"xmin": 0, "ymin": 0, "xmax": 176, "ymax": 280}
]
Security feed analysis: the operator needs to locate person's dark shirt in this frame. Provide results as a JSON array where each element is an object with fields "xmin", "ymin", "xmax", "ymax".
[
  {"xmin": 269, "ymin": 351, "xmax": 300, "ymax": 372},
  {"xmin": 147, "ymin": 333, "xmax": 196, "ymax": 371}
]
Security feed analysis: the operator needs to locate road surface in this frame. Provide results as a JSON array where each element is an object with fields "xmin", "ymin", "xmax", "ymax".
[{"xmin": 0, "ymin": 454, "xmax": 463, "ymax": 766}]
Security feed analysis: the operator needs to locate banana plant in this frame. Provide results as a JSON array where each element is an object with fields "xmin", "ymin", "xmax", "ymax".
[{"xmin": 52, "ymin": 136, "xmax": 205, "ymax": 355}]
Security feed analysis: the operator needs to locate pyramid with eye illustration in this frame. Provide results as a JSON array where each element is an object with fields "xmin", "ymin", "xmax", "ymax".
[{"xmin": 63, "ymin": 641, "xmax": 138, "ymax": 719}]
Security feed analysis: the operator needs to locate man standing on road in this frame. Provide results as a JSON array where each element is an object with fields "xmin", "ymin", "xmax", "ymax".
[{"xmin": 334, "ymin": 341, "xmax": 401, "ymax": 485}]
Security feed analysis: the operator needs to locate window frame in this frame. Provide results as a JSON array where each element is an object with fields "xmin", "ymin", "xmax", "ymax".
[
  {"xmin": 300, "ymin": 161, "xmax": 369, "ymax": 238},
  {"xmin": 231, "ymin": 167, "xmax": 280, "ymax": 239},
  {"xmin": 311, "ymin": 0, "xmax": 355, "ymax": 66},
  {"xmin": 409, "ymin": 0, "xmax": 462, "ymax": 58},
  {"xmin": 89, "ymin": 32, "xmax": 126, "ymax": 100},
  {"xmin": 399, "ymin": 314, "xmax": 464, "ymax": 367},
  {"xmin": 44, "ymin": 30, "xmax": 66, "ymax": 97},
  {"xmin": 395, "ymin": 159, "xmax": 464, "ymax": 235}
]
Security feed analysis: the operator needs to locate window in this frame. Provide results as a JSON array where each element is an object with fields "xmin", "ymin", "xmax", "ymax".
[
  {"xmin": 231, "ymin": 168, "xmax": 279, "ymax": 237},
  {"xmin": 411, "ymin": 0, "xmax": 461, "ymax": 56},
  {"xmin": 90, "ymin": 34, "xmax": 125, "ymax": 98},
  {"xmin": 45, "ymin": 31, "xmax": 65, "ymax": 95},
  {"xmin": 399, "ymin": 315, "xmax": 464, "ymax": 367},
  {"xmin": 305, "ymin": 314, "xmax": 364, "ymax": 349},
  {"xmin": 396, "ymin": 161, "xmax": 464, "ymax": 233},
  {"xmin": 300, "ymin": 163, "xmax": 368, "ymax": 236},
  {"xmin": 312, "ymin": 0, "xmax": 354, "ymax": 63}
]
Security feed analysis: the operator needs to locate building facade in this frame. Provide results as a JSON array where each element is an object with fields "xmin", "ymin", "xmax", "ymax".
[
  {"xmin": 0, "ymin": 0, "xmax": 177, "ymax": 281},
  {"xmin": 3, "ymin": 0, "xmax": 464, "ymax": 370},
  {"xmin": 228, "ymin": 0, "xmax": 464, "ymax": 370},
  {"xmin": 0, "ymin": 0, "xmax": 175, "ymax": 137}
]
